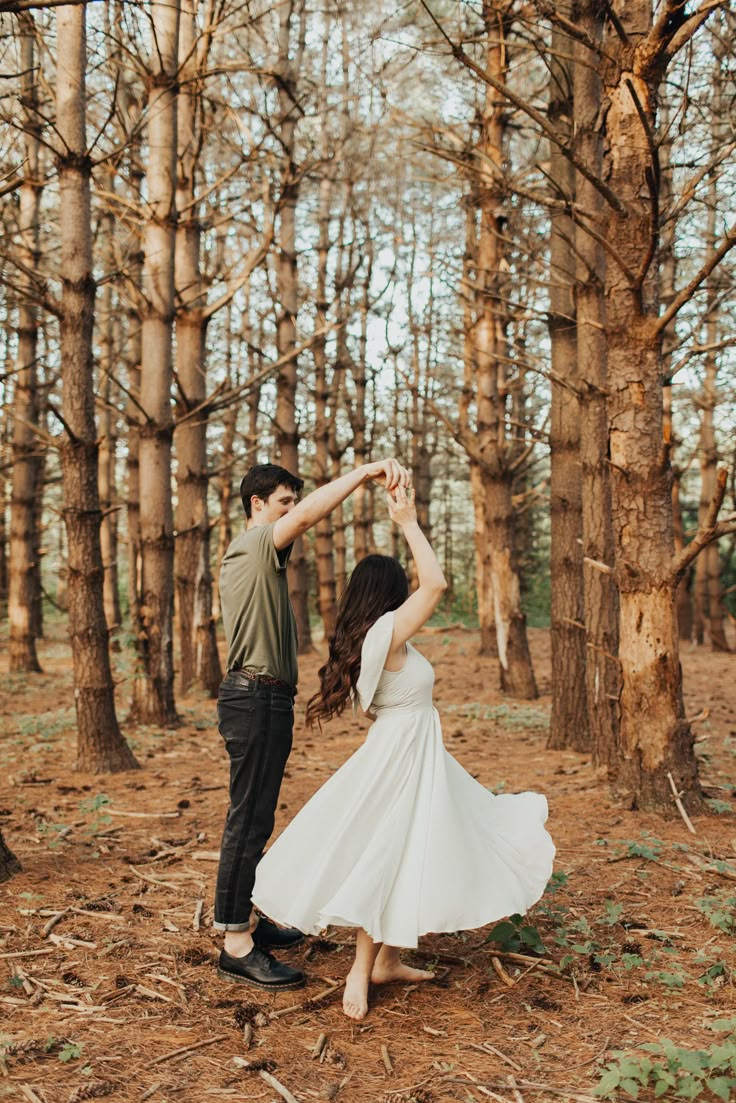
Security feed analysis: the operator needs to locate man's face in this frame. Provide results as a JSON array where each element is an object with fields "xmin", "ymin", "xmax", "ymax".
[{"xmin": 251, "ymin": 484, "xmax": 298, "ymax": 525}]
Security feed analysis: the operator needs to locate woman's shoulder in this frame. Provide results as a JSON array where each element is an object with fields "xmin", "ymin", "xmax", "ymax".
[{"xmin": 356, "ymin": 612, "xmax": 395, "ymax": 713}]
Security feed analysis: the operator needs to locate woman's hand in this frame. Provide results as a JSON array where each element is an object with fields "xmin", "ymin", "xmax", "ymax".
[
  {"xmin": 363, "ymin": 458, "xmax": 410, "ymax": 491},
  {"xmin": 387, "ymin": 485, "xmax": 417, "ymax": 527}
]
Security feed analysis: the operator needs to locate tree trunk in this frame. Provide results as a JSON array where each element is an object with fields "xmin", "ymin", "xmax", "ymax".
[
  {"xmin": 695, "ymin": 121, "xmax": 728, "ymax": 652},
  {"xmin": 602, "ymin": 1, "xmax": 701, "ymax": 811},
  {"xmin": 461, "ymin": 193, "xmax": 496, "ymax": 654},
  {"xmin": 312, "ymin": 75, "xmax": 337, "ymax": 637},
  {"xmin": 174, "ymin": 0, "xmax": 222, "ymax": 695},
  {"xmin": 274, "ymin": 0, "xmax": 312, "ymax": 652},
  {"xmin": 472, "ymin": 2, "xmax": 537, "ymax": 697},
  {"xmin": 119, "ymin": 68, "xmax": 144, "ymax": 634},
  {"xmin": 658, "ymin": 105, "xmax": 692, "ymax": 642},
  {"xmin": 0, "ymin": 828, "xmax": 21, "ymax": 883},
  {"xmin": 130, "ymin": 0, "xmax": 180, "ymax": 725},
  {"xmin": 573, "ymin": 0, "xmax": 620, "ymax": 765},
  {"xmin": 56, "ymin": 4, "xmax": 137, "ymax": 773},
  {"xmin": 9, "ymin": 14, "xmax": 43, "ymax": 674},
  {"xmin": 665, "ymin": 386, "xmax": 693, "ymax": 641},
  {"xmin": 98, "ymin": 167, "xmax": 121, "ymax": 635},
  {"xmin": 547, "ymin": 11, "xmax": 588, "ymax": 749},
  {"xmin": 485, "ymin": 472, "xmax": 538, "ymax": 698},
  {"xmin": 212, "ymin": 303, "xmax": 236, "ymax": 624}
]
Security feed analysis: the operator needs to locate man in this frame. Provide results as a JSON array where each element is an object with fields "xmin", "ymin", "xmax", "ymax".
[{"xmin": 215, "ymin": 458, "xmax": 410, "ymax": 989}]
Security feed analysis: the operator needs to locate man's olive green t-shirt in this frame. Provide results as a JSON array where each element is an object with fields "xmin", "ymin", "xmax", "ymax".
[{"xmin": 219, "ymin": 522, "xmax": 298, "ymax": 686}]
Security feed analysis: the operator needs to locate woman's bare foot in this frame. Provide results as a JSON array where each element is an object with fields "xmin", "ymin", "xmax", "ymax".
[
  {"xmin": 370, "ymin": 947, "xmax": 435, "ymax": 985},
  {"xmin": 342, "ymin": 968, "xmax": 370, "ymax": 1020}
]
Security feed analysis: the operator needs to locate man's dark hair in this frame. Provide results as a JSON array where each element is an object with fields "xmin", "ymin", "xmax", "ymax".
[{"xmin": 239, "ymin": 464, "xmax": 304, "ymax": 518}]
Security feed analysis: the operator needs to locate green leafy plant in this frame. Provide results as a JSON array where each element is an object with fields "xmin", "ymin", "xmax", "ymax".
[
  {"xmin": 78, "ymin": 794, "xmax": 112, "ymax": 836},
  {"xmin": 594, "ymin": 1018, "xmax": 736, "ymax": 1100},
  {"xmin": 624, "ymin": 833, "xmax": 664, "ymax": 861},
  {"xmin": 706, "ymin": 799, "xmax": 733, "ymax": 815},
  {"xmin": 483, "ymin": 913, "xmax": 546, "ymax": 955},
  {"xmin": 596, "ymin": 900, "xmax": 624, "ymax": 926},
  {"xmin": 58, "ymin": 1042, "xmax": 83, "ymax": 1063},
  {"xmin": 696, "ymin": 894, "xmax": 736, "ymax": 935}
]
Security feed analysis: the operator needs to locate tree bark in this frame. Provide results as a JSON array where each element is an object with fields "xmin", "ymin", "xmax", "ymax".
[
  {"xmin": 118, "ymin": 62, "xmax": 144, "ymax": 634},
  {"xmin": 461, "ymin": 192, "xmax": 496, "ymax": 654},
  {"xmin": 602, "ymin": 0, "xmax": 702, "ymax": 811},
  {"xmin": 130, "ymin": 0, "xmax": 180, "ymax": 725},
  {"xmin": 471, "ymin": 2, "xmax": 537, "ymax": 697},
  {"xmin": 56, "ymin": 3, "xmax": 137, "ymax": 772},
  {"xmin": 174, "ymin": 0, "xmax": 222, "ymax": 695},
  {"xmin": 547, "ymin": 10, "xmax": 588, "ymax": 750},
  {"xmin": 9, "ymin": 14, "xmax": 43, "ymax": 673},
  {"xmin": 694, "ymin": 82, "xmax": 729, "ymax": 652},
  {"xmin": 97, "ymin": 163, "xmax": 121, "ymax": 635},
  {"xmin": 312, "ymin": 57, "xmax": 337, "ymax": 637},
  {"xmin": 657, "ymin": 105, "xmax": 692, "ymax": 642},
  {"xmin": 274, "ymin": 0, "xmax": 312, "ymax": 652},
  {"xmin": 573, "ymin": 0, "xmax": 620, "ymax": 765}
]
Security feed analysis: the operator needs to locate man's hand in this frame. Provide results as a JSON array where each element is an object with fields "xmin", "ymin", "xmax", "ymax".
[{"xmin": 363, "ymin": 459, "xmax": 410, "ymax": 492}]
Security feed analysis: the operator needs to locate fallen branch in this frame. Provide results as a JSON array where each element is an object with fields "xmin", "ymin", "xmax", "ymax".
[
  {"xmin": 109, "ymin": 809, "xmax": 181, "ymax": 819},
  {"xmin": 0, "ymin": 948, "xmax": 56, "ymax": 960},
  {"xmin": 491, "ymin": 956, "xmax": 516, "ymax": 988},
  {"xmin": 683, "ymin": 852, "xmax": 736, "ymax": 882},
  {"xmin": 48, "ymin": 933, "xmax": 96, "ymax": 949},
  {"xmin": 467, "ymin": 1041, "xmax": 522, "ymax": 1072},
  {"xmin": 19, "ymin": 1085, "xmax": 45, "ymax": 1103},
  {"xmin": 147, "ymin": 1034, "xmax": 229, "ymax": 1067},
  {"xmin": 140, "ymin": 1083, "xmax": 164, "ymax": 1101},
  {"xmin": 667, "ymin": 772, "xmax": 697, "ymax": 835},
  {"xmin": 311, "ymin": 1033, "xmax": 327, "ymax": 1059},
  {"xmin": 43, "ymin": 908, "xmax": 72, "ymax": 938},
  {"xmin": 258, "ymin": 1070, "xmax": 300, "ymax": 1103},
  {"xmin": 128, "ymin": 865, "xmax": 185, "ymax": 889},
  {"xmin": 381, "ymin": 1044, "xmax": 394, "ymax": 1075},
  {"xmin": 269, "ymin": 980, "xmax": 343, "ymax": 1019}
]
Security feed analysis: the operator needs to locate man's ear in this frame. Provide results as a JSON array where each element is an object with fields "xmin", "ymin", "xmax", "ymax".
[{"xmin": 250, "ymin": 495, "xmax": 263, "ymax": 514}]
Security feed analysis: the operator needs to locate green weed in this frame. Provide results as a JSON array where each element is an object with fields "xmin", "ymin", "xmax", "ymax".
[
  {"xmin": 594, "ymin": 1018, "xmax": 736, "ymax": 1100},
  {"xmin": 483, "ymin": 913, "xmax": 546, "ymax": 955}
]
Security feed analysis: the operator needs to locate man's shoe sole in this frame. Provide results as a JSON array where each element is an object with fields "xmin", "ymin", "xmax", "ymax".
[{"xmin": 217, "ymin": 967, "xmax": 305, "ymax": 990}]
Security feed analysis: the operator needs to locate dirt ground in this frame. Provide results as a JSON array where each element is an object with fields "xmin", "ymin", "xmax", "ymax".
[{"xmin": 1, "ymin": 621, "xmax": 735, "ymax": 1103}]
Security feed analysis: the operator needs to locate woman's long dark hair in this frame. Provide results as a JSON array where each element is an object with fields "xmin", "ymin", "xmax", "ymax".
[{"xmin": 306, "ymin": 554, "xmax": 409, "ymax": 727}]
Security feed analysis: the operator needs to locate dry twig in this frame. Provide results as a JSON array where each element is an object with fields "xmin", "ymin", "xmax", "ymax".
[
  {"xmin": 258, "ymin": 1070, "xmax": 300, "ymax": 1103},
  {"xmin": 667, "ymin": 772, "xmax": 697, "ymax": 835},
  {"xmin": 147, "ymin": 1034, "xmax": 228, "ymax": 1067}
]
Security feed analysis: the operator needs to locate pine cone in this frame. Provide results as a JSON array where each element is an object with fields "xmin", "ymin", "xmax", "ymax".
[{"xmin": 68, "ymin": 1081, "xmax": 117, "ymax": 1103}]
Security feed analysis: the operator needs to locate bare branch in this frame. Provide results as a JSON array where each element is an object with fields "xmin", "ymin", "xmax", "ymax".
[
  {"xmin": 670, "ymin": 467, "xmax": 731, "ymax": 582},
  {"xmin": 0, "ymin": 0, "xmax": 100, "ymax": 11},
  {"xmin": 649, "ymin": 0, "xmax": 724, "ymax": 64},
  {"xmin": 656, "ymin": 220, "xmax": 736, "ymax": 333},
  {"xmin": 417, "ymin": 0, "xmax": 628, "ymax": 216},
  {"xmin": 600, "ymin": 0, "xmax": 631, "ymax": 45}
]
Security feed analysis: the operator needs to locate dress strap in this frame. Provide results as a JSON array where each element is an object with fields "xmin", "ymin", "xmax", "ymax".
[{"xmin": 354, "ymin": 611, "xmax": 395, "ymax": 713}]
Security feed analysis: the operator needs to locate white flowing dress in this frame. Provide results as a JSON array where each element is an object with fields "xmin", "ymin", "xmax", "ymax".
[{"xmin": 253, "ymin": 611, "xmax": 555, "ymax": 948}]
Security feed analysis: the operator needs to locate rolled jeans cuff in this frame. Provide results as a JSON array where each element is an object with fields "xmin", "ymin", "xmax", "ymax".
[{"xmin": 212, "ymin": 919, "xmax": 252, "ymax": 933}]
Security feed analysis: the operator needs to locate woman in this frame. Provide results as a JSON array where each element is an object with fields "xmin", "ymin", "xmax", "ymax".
[{"xmin": 253, "ymin": 485, "xmax": 555, "ymax": 1020}]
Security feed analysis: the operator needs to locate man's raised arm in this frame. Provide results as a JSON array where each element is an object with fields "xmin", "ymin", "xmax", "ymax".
[{"xmin": 272, "ymin": 460, "xmax": 410, "ymax": 551}]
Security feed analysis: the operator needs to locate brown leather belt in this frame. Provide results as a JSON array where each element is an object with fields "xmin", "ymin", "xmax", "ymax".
[{"xmin": 230, "ymin": 667, "xmax": 295, "ymax": 692}]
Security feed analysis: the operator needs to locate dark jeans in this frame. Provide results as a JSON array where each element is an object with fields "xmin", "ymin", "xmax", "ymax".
[{"xmin": 213, "ymin": 671, "xmax": 295, "ymax": 931}]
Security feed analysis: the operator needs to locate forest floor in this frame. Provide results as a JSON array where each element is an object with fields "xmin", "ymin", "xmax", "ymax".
[{"xmin": 1, "ymin": 619, "xmax": 736, "ymax": 1103}]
